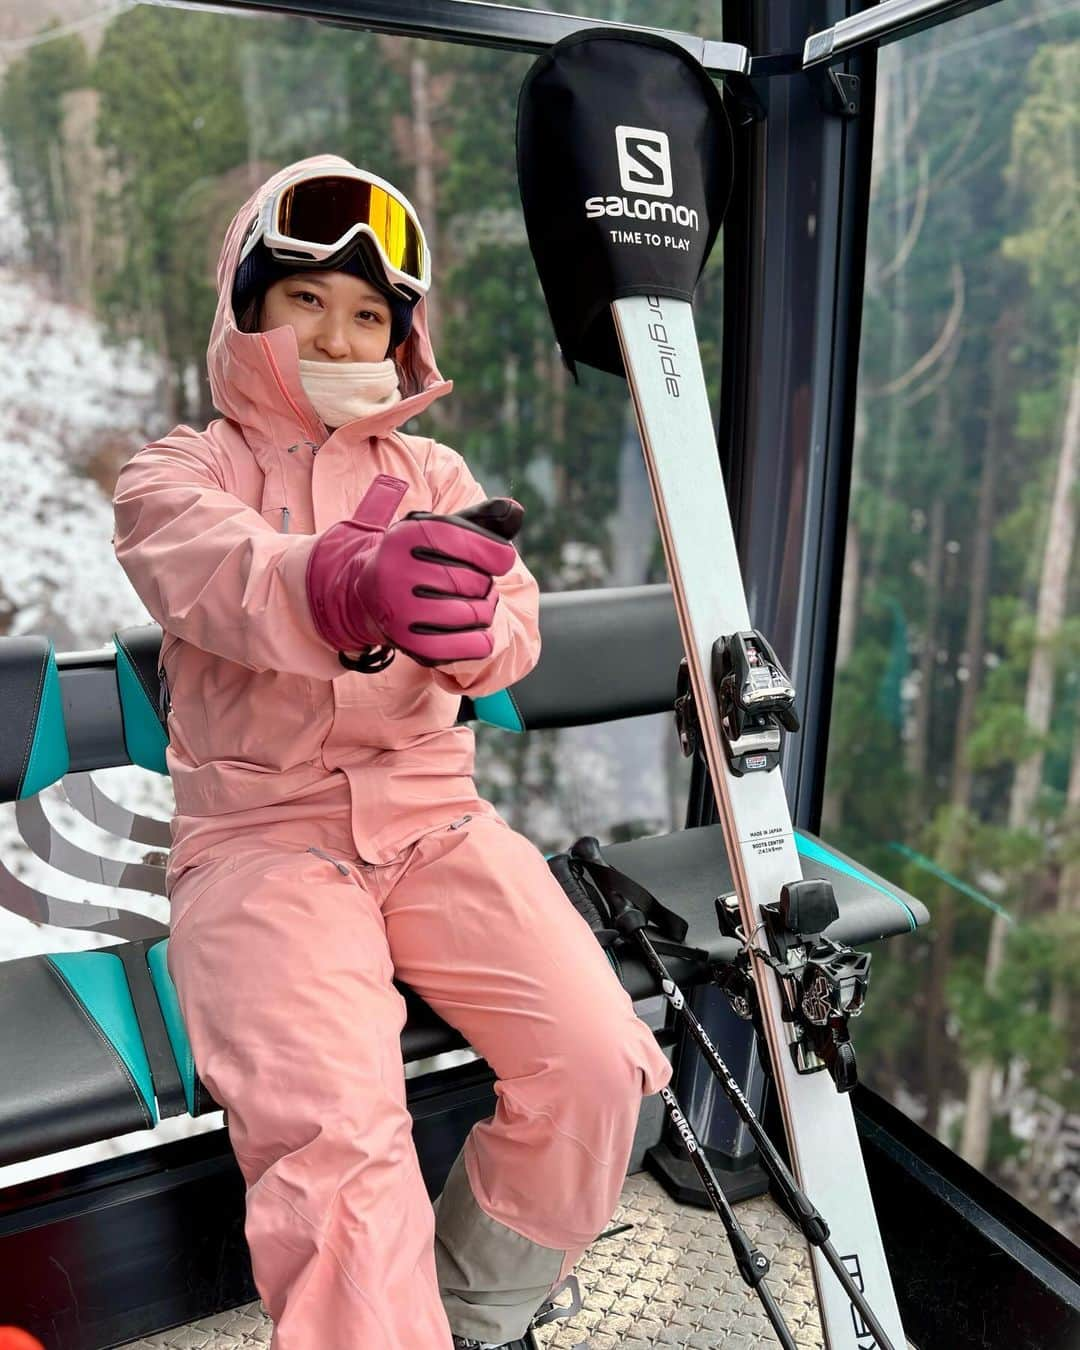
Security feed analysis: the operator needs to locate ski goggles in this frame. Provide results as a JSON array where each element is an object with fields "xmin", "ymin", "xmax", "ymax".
[{"xmin": 240, "ymin": 168, "xmax": 430, "ymax": 296}]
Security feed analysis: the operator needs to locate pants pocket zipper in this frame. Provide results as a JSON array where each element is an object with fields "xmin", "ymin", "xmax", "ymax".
[{"xmin": 307, "ymin": 846, "xmax": 350, "ymax": 875}]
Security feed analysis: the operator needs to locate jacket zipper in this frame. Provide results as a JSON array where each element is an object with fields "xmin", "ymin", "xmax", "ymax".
[{"xmin": 259, "ymin": 334, "xmax": 325, "ymax": 445}]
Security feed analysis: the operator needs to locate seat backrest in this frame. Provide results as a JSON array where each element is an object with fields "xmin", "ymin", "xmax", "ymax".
[
  {"xmin": 0, "ymin": 584, "xmax": 686, "ymax": 1150},
  {"xmin": 463, "ymin": 584, "xmax": 681, "ymax": 732},
  {"xmin": 0, "ymin": 584, "xmax": 683, "ymax": 791}
]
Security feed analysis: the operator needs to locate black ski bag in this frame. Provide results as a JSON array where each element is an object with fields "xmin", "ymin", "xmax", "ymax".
[{"xmin": 516, "ymin": 29, "xmax": 733, "ymax": 377}]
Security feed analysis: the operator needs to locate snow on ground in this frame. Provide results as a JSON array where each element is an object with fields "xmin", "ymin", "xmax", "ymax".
[
  {"xmin": 0, "ymin": 153, "xmax": 175, "ymax": 968},
  {"xmin": 0, "ymin": 266, "xmax": 163, "ymax": 647}
]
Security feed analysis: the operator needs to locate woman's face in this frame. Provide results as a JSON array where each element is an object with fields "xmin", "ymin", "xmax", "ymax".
[{"xmin": 259, "ymin": 269, "xmax": 394, "ymax": 362}]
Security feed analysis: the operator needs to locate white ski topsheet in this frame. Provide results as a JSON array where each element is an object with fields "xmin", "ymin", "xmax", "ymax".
[{"xmin": 612, "ymin": 294, "xmax": 906, "ymax": 1350}]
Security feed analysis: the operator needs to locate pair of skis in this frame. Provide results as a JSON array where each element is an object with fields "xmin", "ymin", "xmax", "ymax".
[
  {"xmin": 595, "ymin": 294, "xmax": 906, "ymax": 1348},
  {"xmin": 516, "ymin": 29, "xmax": 905, "ymax": 1347}
]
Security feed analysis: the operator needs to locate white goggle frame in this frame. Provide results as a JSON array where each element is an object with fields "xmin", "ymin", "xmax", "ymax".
[{"xmin": 238, "ymin": 166, "xmax": 431, "ymax": 298}]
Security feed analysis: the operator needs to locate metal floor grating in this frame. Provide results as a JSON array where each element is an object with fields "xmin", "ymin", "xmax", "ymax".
[{"xmin": 118, "ymin": 1171, "xmax": 829, "ymax": 1349}]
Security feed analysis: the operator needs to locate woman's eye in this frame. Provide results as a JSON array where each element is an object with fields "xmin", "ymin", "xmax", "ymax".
[
  {"xmin": 358, "ymin": 310, "xmax": 384, "ymax": 323},
  {"xmin": 294, "ymin": 291, "xmax": 320, "ymax": 306}
]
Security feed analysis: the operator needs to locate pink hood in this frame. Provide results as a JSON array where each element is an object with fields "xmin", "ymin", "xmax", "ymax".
[
  {"xmin": 114, "ymin": 154, "xmax": 541, "ymax": 876},
  {"xmin": 207, "ymin": 153, "xmax": 452, "ymax": 449}
]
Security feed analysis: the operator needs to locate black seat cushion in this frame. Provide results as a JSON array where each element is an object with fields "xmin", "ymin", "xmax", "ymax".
[{"xmin": 398, "ymin": 823, "xmax": 927, "ymax": 1061}]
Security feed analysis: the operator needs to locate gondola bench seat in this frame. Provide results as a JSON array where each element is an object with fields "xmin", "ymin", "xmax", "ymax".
[{"xmin": 0, "ymin": 586, "xmax": 928, "ymax": 1169}]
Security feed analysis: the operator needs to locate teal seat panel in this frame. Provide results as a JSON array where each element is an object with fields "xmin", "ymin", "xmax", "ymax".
[
  {"xmin": 471, "ymin": 688, "xmax": 525, "ymax": 733},
  {"xmin": 794, "ymin": 831, "xmax": 919, "ymax": 932},
  {"xmin": 147, "ymin": 939, "xmax": 222, "ymax": 1119},
  {"xmin": 147, "ymin": 939, "xmax": 200, "ymax": 1118},
  {"xmin": 46, "ymin": 951, "xmax": 158, "ymax": 1125},
  {"xmin": 21, "ymin": 642, "xmax": 71, "ymax": 798},
  {"xmin": 113, "ymin": 634, "xmax": 169, "ymax": 775}
]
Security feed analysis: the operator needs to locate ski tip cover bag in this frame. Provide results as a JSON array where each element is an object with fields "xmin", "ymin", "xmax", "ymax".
[{"xmin": 516, "ymin": 29, "xmax": 733, "ymax": 378}]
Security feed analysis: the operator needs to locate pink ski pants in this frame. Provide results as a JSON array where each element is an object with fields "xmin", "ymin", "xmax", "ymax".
[{"xmin": 165, "ymin": 807, "xmax": 672, "ymax": 1349}]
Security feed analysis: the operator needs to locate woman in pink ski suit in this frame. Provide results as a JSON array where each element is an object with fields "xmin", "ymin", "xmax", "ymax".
[{"xmin": 112, "ymin": 154, "xmax": 672, "ymax": 1350}]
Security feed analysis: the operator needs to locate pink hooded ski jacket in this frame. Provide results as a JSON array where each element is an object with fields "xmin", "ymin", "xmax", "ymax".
[{"xmin": 113, "ymin": 155, "xmax": 541, "ymax": 879}]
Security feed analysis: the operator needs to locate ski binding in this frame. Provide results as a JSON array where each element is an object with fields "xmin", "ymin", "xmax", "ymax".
[
  {"xmin": 714, "ymin": 878, "xmax": 871, "ymax": 1092},
  {"xmin": 715, "ymin": 630, "xmax": 799, "ymax": 775},
  {"xmin": 674, "ymin": 630, "xmax": 799, "ymax": 776}
]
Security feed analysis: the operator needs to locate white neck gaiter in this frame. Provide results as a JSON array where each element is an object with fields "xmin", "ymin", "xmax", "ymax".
[{"xmin": 298, "ymin": 358, "xmax": 402, "ymax": 429}]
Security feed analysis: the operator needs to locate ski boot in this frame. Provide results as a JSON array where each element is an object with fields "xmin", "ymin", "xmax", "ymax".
[{"xmin": 451, "ymin": 1274, "xmax": 581, "ymax": 1349}]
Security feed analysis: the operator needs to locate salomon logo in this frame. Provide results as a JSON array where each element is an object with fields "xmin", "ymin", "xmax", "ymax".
[
  {"xmin": 616, "ymin": 125, "xmax": 672, "ymax": 197},
  {"xmin": 583, "ymin": 125, "xmax": 699, "ymax": 233}
]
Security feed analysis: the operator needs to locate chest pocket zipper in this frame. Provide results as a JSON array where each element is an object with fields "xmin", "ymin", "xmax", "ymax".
[{"xmin": 274, "ymin": 440, "xmax": 320, "ymax": 533}]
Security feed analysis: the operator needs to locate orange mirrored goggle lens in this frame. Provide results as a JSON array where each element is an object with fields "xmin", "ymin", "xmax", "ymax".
[{"xmin": 275, "ymin": 177, "xmax": 425, "ymax": 282}]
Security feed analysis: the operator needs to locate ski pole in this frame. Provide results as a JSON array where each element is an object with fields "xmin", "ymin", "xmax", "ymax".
[
  {"xmin": 557, "ymin": 844, "xmax": 799, "ymax": 1344},
  {"xmin": 653, "ymin": 1080, "xmax": 798, "ymax": 1349},
  {"xmin": 571, "ymin": 838, "xmax": 899, "ymax": 1350}
]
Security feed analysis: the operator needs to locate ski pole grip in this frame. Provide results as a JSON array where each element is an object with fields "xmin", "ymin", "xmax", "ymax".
[
  {"xmin": 570, "ymin": 837, "xmax": 647, "ymax": 936},
  {"xmin": 455, "ymin": 497, "xmax": 525, "ymax": 541},
  {"xmin": 570, "ymin": 836, "xmax": 605, "ymax": 866}
]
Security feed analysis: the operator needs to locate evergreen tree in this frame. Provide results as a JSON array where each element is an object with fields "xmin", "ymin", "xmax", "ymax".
[
  {"xmin": 0, "ymin": 24, "xmax": 89, "ymax": 279},
  {"xmin": 93, "ymin": 6, "xmax": 248, "ymax": 420}
]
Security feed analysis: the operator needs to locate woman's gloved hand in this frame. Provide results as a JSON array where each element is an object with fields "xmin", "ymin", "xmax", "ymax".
[{"xmin": 306, "ymin": 474, "xmax": 524, "ymax": 668}]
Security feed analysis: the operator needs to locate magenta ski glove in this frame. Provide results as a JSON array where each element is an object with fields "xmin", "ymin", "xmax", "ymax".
[{"xmin": 306, "ymin": 474, "xmax": 524, "ymax": 668}]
